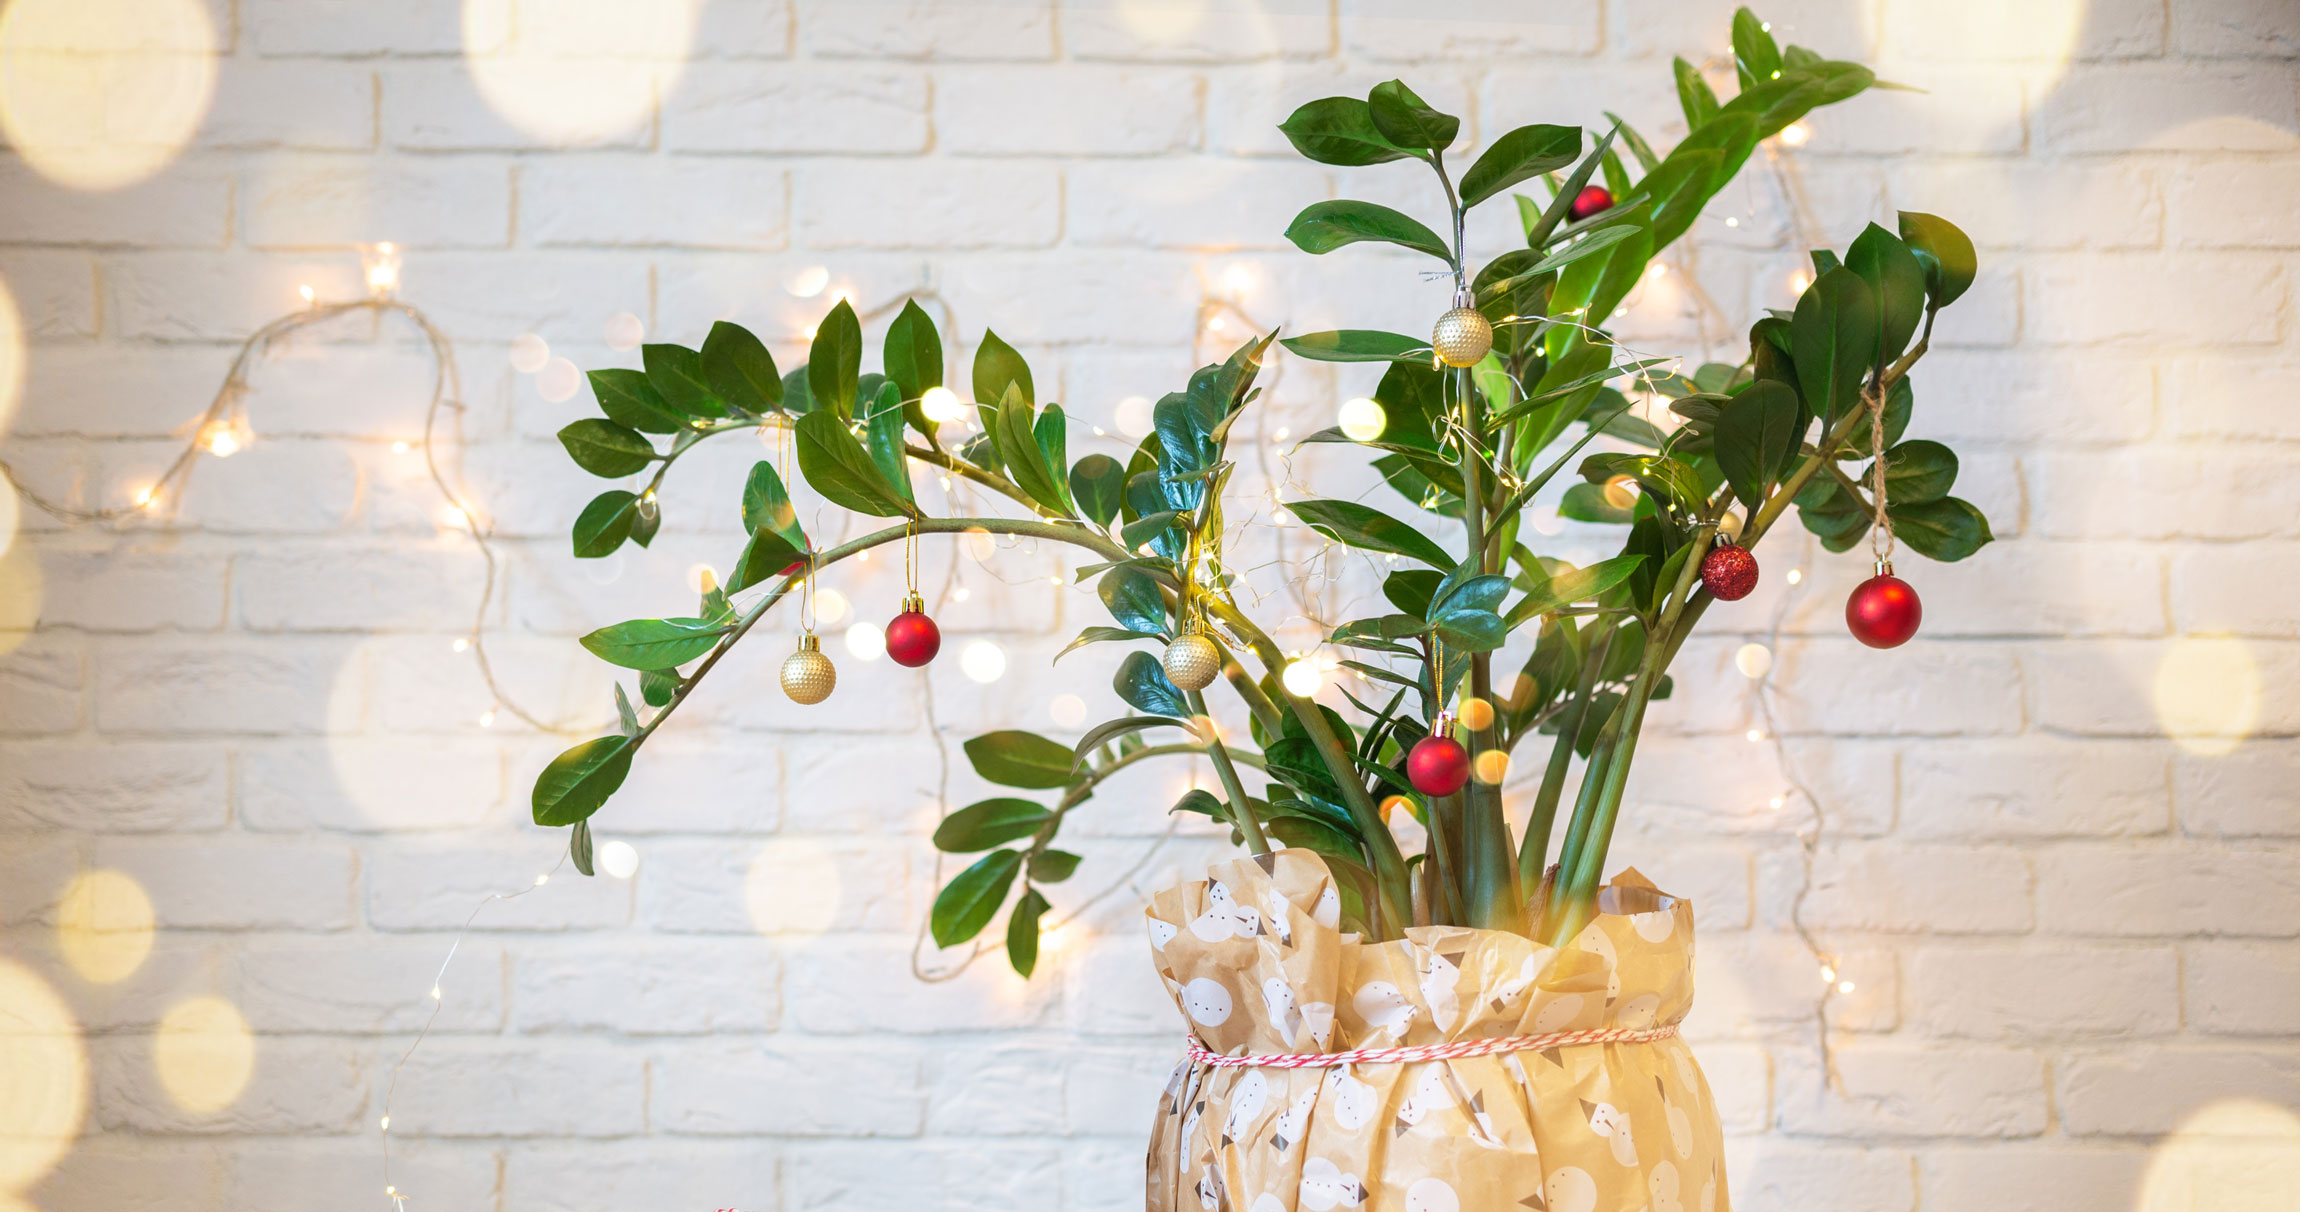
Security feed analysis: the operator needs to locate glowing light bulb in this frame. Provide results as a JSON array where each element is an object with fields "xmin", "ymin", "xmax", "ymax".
[
  {"xmin": 1769, "ymin": 795, "xmax": 1786, "ymax": 811},
  {"xmin": 1206, "ymin": 315, "xmax": 1226, "ymax": 333},
  {"xmin": 430, "ymin": 986, "xmax": 442, "ymax": 1000},
  {"xmin": 1281, "ymin": 659, "xmax": 1324, "ymax": 697},
  {"xmin": 788, "ymin": 266, "xmax": 830, "ymax": 298},
  {"xmin": 534, "ymin": 874, "xmax": 548, "ymax": 886},
  {"xmin": 1779, "ymin": 122, "xmax": 1811, "ymax": 147},
  {"xmin": 363, "ymin": 242, "xmax": 401, "ymax": 296},
  {"xmin": 1647, "ymin": 262, "xmax": 1669, "ymax": 279},
  {"xmin": 1838, "ymin": 979, "xmax": 1856, "ymax": 994},
  {"xmin": 1745, "ymin": 728, "xmax": 1764, "ymax": 743},
  {"xmin": 1337, "ymin": 397, "xmax": 1386, "ymax": 442},
  {"xmin": 598, "ymin": 839, "xmax": 639, "ymax": 879},
  {"xmin": 1725, "ymin": 216, "xmax": 1740, "ymax": 228},
  {"xmin": 391, "ymin": 440, "xmax": 411, "ymax": 454},
  {"xmin": 920, "ymin": 385, "xmax": 965, "ymax": 423},
  {"xmin": 1820, "ymin": 966, "xmax": 1836, "ymax": 983},
  {"xmin": 380, "ymin": 1116, "xmax": 390, "ymax": 1131},
  {"xmin": 452, "ymin": 637, "xmax": 470, "ymax": 653},
  {"xmin": 205, "ymin": 427, "xmax": 240, "ymax": 457},
  {"xmin": 298, "ymin": 284, "xmax": 316, "ymax": 305},
  {"xmin": 1786, "ymin": 568, "xmax": 1804, "ymax": 586},
  {"xmin": 1788, "ymin": 272, "xmax": 1810, "ymax": 295},
  {"xmin": 478, "ymin": 709, "xmax": 496, "ymax": 728},
  {"xmin": 1735, "ymin": 643, "xmax": 1773, "ymax": 679},
  {"xmin": 961, "ymin": 639, "xmax": 1006, "ymax": 684},
  {"xmin": 133, "ymin": 486, "xmax": 155, "ymax": 508}
]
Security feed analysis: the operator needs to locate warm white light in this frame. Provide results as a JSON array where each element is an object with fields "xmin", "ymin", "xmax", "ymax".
[
  {"xmin": 1115, "ymin": 394, "xmax": 1154, "ymax": 438},
  {"xmin": 440, "ymin": 505, "xmax": 469, "ymax": 529},
  {"xmin": 477, "ymin": 709, "xmax": 496, "ymax": 728},
  {"xmin": 1270, "ymin": 426, "xmax": 1289, "ymax": 442},
  {"xmin": 951, "ymin": 585, "xmax": 971, "ymax": 602},
  {"xmin": 534, "ymin": 873, "xmax": 548, "ymax": 886},
  {"xmin": 788, "ymin": 265, "xmax": 831, "ymax": 298},
  {"xmin": 598, "ymin": 839, "xmax": 639, "ymax": 880},
  {"xmin": 461, "ymin": 0, "xmax": 695, "ymax": 144},
  {"xmin": 920, "ymin": 385, "xmax": 965, "ymax": 423},
  {"xmin": 603, "ymin": 311, "xmax": 644, "ymax": 350},
  {"xmin": 379, "ymin": 1116, "xmax": 389, "ymax": 1131},
  {"xmin": 1787, "ymin": 272, "xmax": 1809, "ymax": 295},
  {"xmin": 1206, "ymin": 315, "xmax": 1226, "ymax": 333},
  {"xmin": 814, "ymin": 585, "xmax": 848, "ymax": 624},
  {"xmin": 391, "ymin": 440, "xmax": 411, "ymax": 454},
  {"xmin": 362, "ymin": 242, "xmax": 400, "ymax": 296},
  {"xmin": 1725, "ymin": 216, "xmax": 1740, "ymax": 228},
  {"xmin": 1337, "ymin": 396, "xmax": 1386, "ymax": 442},
  {"xmin": 1785, "ymin": 568, "xmax": 1804, "ymax": 586},
  {"xmin": 1281, "ymin": 659, "xmax": 1324, "ymax": 697},
  {"xmin": 203, "ymin": 424, "xmax": 241, "ymax": 457},
  {"xmin": 1272, "ymin": 507, "xmax": 1294, "ymax": 526},
  {"xmin": 1779, "ymin": 122, "xmax": 1812, "ymax": 147},
  {"xmin": 1734, "ymin": 643, "xmax": 1773, "ymax": 679},
  {"xmin": 299, "ymin": 284, "xmax": 316, "ymax": 305},
  {"xmin": 510, "ymin": 332, "xmax": 550, "ymax": 374},
  {"xmin": 452, "ymin": 637, "xmax": 470, "ymax": 652},
  {"xmin": 537, "ymin": 356, "xmax": 581, "ymax": 403},
  {"xmin": 1837, "ymin": 979, "xmax": 1856, "ymax": 994},
  {"xmin": 1819, "ymin": 965, "xmax": 1836, "ymax": 983},
  {"xmin": 1745, "ymin": 728, "xmax": 1764, "ymax": 743},
  {"xmin": 844, "ymin": 620, "xmax": 885, "ymax": 661},
  {"xmin": 961, "ymin": 640, "xmax": 1006, "ymax": 684},
  {"xmin": 0, "ymin": 0, "xmax": 219, "ymax": 190},
  {"xmin": 1050, "ymin": 693, "xmax": 1086, "ymax": 728},
  {"xmin": 1646, "ymin": 262, "xmax": 1669, "ymax": 279}
]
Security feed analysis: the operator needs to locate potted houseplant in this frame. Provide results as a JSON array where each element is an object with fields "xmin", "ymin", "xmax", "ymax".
[{"xmin": 531, "ymin": 11, "xmax": 1989, "ymax": 1210}]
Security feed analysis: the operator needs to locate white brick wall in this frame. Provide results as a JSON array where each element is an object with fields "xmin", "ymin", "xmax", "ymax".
[{"xmin": 1, "ymin": 1, "xmax": 2295, "ymax": 1209}]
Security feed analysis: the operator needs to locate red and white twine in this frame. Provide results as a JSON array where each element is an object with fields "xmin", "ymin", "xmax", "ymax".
[{"xmin": 1184, "ymin": 1023, "xmax": 1679, "ymax": 1069}]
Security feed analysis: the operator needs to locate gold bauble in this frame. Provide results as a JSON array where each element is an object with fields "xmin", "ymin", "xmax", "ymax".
[
  {"xmin": 1162, "ymin": 633, "xmax": 1222, "ymax": 692},
  {"xmin": 780, "ymin": 634, "xmax": 836, "ymax": 704},
  {"xmin": 1431, "ymin": 306, "xmax": 1494, "ymax": 368}
]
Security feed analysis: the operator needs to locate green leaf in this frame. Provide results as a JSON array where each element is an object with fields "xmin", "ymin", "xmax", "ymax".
[
  {"xmin": 1098, "ymin": 565, "xmax": 1168, "ymax": 635},
  {"xmin": 1268, "ymin": 815, "xmax": 1361, "ymax": 862},
  {"xmin": 1845, "ymin": 223, "xmax": 1928, "ymax": 361},
  {"xmin": 863, "ymin": 381, "xmax": 915, "ymax": 506},
  {"xmin": 1028, "ymin": 850, "xmax": 1081, "ymax": 883},
  {"xmin": 1069, "ymin": 454, "xmax": 1124, "ymax": 529},
  {"xmin": 1277, "ymin": 96, "xmax": 1416, "ymax": 166},
  {"xmin": 740, "ymin": 460, "xmax": 806, "ymax": 549},
  {"xmin": 532, "ymin": 735, "xmax": 634, "ymax": 826},
  {"xmin": 990, "ymin": 385, "xmax": 1071, "ymax": 516},
  {"xmin": 931, "ymin": 849, "xmax": 1022, "ymax": 947},
  {"xmin": 1055, "ymin": 625, "xmax": 1162, "ymax": 662},
  {"xmin": 1580, "ymin": 452, "xmax": 1707, "ymax": 515},
  {"xmin": 580, "ymin": 617, "xmax": 729, "ymax": 670},
  {"xmin": 639, "ymin": 668, "xmax": 677, "ymax": 708},
  {"xmin": 572, "ymin": 489, "xmax": 640, "ymax": 558},
  {"xmin": 1675, "ymin": 56, "xmax": 1720, "ymax": 129},
  {"xmin": 964, "ymin": 730, "xmax": 1077, "ymax": 790},
  {"xmin": 780, "ymin": 365, "xmax": 815, "ymax": 416},
  {"xmin": 1279, "ymin": 330, "xmax": 1429, "ymax": 363},
  {"xmin": 588, "ymin": 368, "xmax": 682, "ymax": 434},
  {"xmin": 1732, "ymin": 6, "xmax": 1782, "ymax": 89},
  {"xmin": 973, "ymin": 329, "xmax": 1034, "ymax": 409},
  {"xmin": 1889, "ymin": 496, "xmax": 1993, "ymax": 561},
  {"xmin": 1429, "ymin": 604, "xmax": 1506, "ymax": 652},
  {"xmin": 1559, "ymin": 480, "xmax": 1633, "ymax": 525},
  {"xmin": 806, "ymin": 298, "xmax": 862, "ymax": 418},
  {"xmin": 613, "ymin": 682, "xmax": 640, "ymax": 735},
  {"xmin": 1520, "ymin": 126, "xmax": 1618, "ymax": 250},
  {"xmin": 795, "ymin": 409, "xmax": 917, "ymax": 518},
  {"xmin": 1791, "ymin": 267, "xmax": 1880, "ymax": 420},
  {"xmin": 1382, "ymin": 568, "xmax": 1443, "ymax": 616},
  {"xmin": 1073, "ymin": 715, "xmax": 1190, "ymax": 768},
  {"xmin": 1898, "ymin": 210, "xmax": 1977, "ymax": 307},
  {"xmin": 569, "ymin": 818, "xmax": 595, "ymax": 876},
  {"xmin": 1288, "ymin": 498, "xmax": 1455, "ymax": 568},
  {"xmin": 1526, "ymin": 222, "xmax": 1643, "ymax": 276},
  {"xmin": 701, "ymin": 321, "xmax": 781, "ymax": 414},
  {"xmin": 1033, "ymin": 404, "xmax": 1073, "ymax": 512},
  {"xmin": 727, "ymin": 526, "xmax": 804, "ymax": 594},
  {"xmin": 933, "ymin": 797, "xmax": 1052, "ymax": 851},
  {"xmin": 558, "ymin": 419, "xmax": 655, "ymax": 478},
  {"xmin": 1506, "ymin": 554, "xmax": 1646, "ymax": 624},
  {"xmin": 1263, "ymin": 737, "xmax": 1348, "ymax": 807},
  {"xmin": 1713, "ymin": 379, "xmax": 1802, "ymax": 509},
  {"xmin": 1114, "ymin": 650, "xmax": 1188, "ymax": 717},
  {"xmin": 1366, "ymin": 79, "xmax": 1458, "ymax": 150},
  {"xmin": 1459, "ymin": 122, "xmax": 1582, "ymax": 208},
  {"xmin": 1838, "ymin": 374, "xmax": 1913, "ymax": 460},
  {"xmin": 882, "ymin": 299, "xmax": 944, "ymax": 404},
  {"xmin": 643, "ymin": 343, "xmax": 725, "ymax": 421},
  {"xmin": 1284, "ymin": 200, "xmax": 1451, "ymax": 261},
  {"xmin": 1881, "ymin": 439, "xmax": 1957, "ymax": 504},
  {"xmin": 1006, "ymin": 887, "xmax": 1048, "ymax": 976}
]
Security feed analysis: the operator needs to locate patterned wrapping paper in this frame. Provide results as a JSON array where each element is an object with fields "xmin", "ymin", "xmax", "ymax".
[{"xmin": 1144, "ymin": 850, "xmax": 1728, "ymax": 1212}]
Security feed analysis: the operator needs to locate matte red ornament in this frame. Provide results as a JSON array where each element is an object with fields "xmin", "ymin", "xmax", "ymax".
[
  {"xmin": 1846, "ymin": 565, "xmax": 1922, "ymax": 649},
  {"xmin": 1569, "ymin": 185, "xmax": 1614, "ymax": 222},
  {"xmin": 1407, "ymin": 732, "xmax": 1471, "ymax": 798},
  {"xmin": 1698, "ymin": 541, "xmax": 1759, "ymax": 601},
  {"xmin": 885, "ymin": 593, "xmax": 942, "ymax": 667}
]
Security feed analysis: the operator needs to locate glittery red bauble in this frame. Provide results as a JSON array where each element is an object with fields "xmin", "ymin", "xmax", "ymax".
[
  {"xmin": 885, "ymin": 610, "xmax": 942, "ymax": 667},
  {"xmin": 1406, "ymin": 735, "xmax": 1471, "ymax": 797},
  {"xmin": 1699, "ymin": 543, "xmax": 1759, "ymax": 601},
  {"xmin": 1846, "ymin": 574, "xmax": 1922, "ymax": 649},
  {"xmin": 1569, "ymin": 185, "xmax": 1614, "ymax": 221}
]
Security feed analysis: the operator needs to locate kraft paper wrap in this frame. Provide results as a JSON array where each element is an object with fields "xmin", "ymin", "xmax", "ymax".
[{"xmin": 1144, "ymin": 850, "xmax": 1727, "ymax": 1212}]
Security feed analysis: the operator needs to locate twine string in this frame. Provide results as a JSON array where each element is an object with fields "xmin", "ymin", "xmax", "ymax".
[
  {"xmin": 1867, "ymin": 384, "xmax": 1893, "ymax": 565},
  {"xmin": 1185, "ymin": 1022, "xmax": 1679, "ymax": 1070}
]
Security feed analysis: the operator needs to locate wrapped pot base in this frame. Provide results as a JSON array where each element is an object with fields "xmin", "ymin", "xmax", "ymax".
[{"xmin": 1144, "ymin": 850, "xmax": 1727, "ymax": 1212}]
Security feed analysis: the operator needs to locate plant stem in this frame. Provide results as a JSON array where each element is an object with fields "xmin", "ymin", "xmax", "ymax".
[
  {"xmin": 1451, "ymin": 364, "xmax": 1520, "ymax": 932},
  {"xmin": 1187, "ymin": 690, "xmax": 1270, "ymax": 856},
  {"xmin": 1519, "ymin": 621, "xmax": 1614, "ymax": 891},
  {"xmin": 904, "ymin": 443, "xmax": 1065, "ymax": 520}
]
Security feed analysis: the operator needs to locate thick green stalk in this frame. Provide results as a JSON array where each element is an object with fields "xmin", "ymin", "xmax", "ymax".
[
  {"xmin": 1452, "ymin": 365, "xmax": 1521, "ymax": 932},
  {"xmin": 1543, "ymin": 720, "xmax": 1621, "ymax": 928},
  {"xmin": 1518, "ymin": 622, "xmax": 1615, "ymax": 890},
  {"xmin": 1187, "ymin": 689, "xmax": 1270, "ymax": 856}
]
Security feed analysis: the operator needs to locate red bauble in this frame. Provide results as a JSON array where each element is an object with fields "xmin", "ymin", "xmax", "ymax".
[
  {"xmin": 1846, "ymin": 571, "xmax": 1922, "ymax": 649},
  {"xmin": 1699, "ymin": 542, "xmax": 1759, "ymax": 601},
  {"xmin": 1569, "ymin": 185, "xmax": 1614, "ymax": 221},
  {"xmin": 885, "ymin": 601, "xmax": 942, "ymax": 667},
  {"xmin": 1406, "ymin": 735, "xmax": 1471, "ymax": 797}
]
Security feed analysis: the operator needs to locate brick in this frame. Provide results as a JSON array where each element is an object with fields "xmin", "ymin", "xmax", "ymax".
[
  {"xmin": 2030, "ymin": 451, "xmax": 2300, "ymax": 540},
  {"xmin": 1878, "ymin": 0, "xmax": 2167, "ymax": 60},
  {"xmin": 522, "ymin": 156, "xmax": 789, "ymax": 249},
  {"xmin": 2170, "ymin": 159, "xmax": 2300, "ymax": 248},
  {"xmin": 655, "ymin": 1039, "xmax": 927, "ymax": 1134},
  {"xmin": 247, "ymin": 0, "xmax": 473, "ymax": 55},
  {"xmin": 2173, "ymin": 543, "xmax": 2300, "ymax": 634},
  {"xmin": 642, "ymin": 838, "xmax": 913, "ymax": 935},
  {"xmin": 1917, "ymin": 1146, "xmax": 2150, "ymax": 1212},
  {"xmin": 220, "ymin": 1139, "xmax": 500, "ymax": 1212},
  {"xmin": 935, "ymin": 66, "xmax": 1200, "ymax": 155},
  {"xmin": 513, "ymin": 937, "xmax": 779, "ymax": 1034},
  {"xmin": 29, "ymin": 1135, "xmax": 225, "ymax": 1212},
  {"xmin": 102, "ymin": 252, "xmax": 368, "ymax": 340},
  {"xmin": 95, "ymin": 636, "xmax": 356, "ymax": 735},
  {"xmin": 1692, "ymin": 1042, "xmax": 1772, "ymax": 1134},
  {"xmin": 0, "ymin": 632, "xmax": 82, "ymax": 734},
  {"xmin": 692, "ymin": 0, "xmax": 795, "ymax": 57},
  {"xmin": 237, "ymin": 739, "xmax": 507, "ymax": 832},
  {"xmin": 1067, "ymin": 158, "xmax": 1329, "ymax": 249},
  {"xmin": 2177, "ymin": 741, "xmax": 2300, "ymax": 837},
  {"xmin": 506, "ymin": 1140, "xmax": 779, "ymax": 1212},
  {"xmin": 1900, "ymin": 738, "xmax": 2170, "ymax": 839},
  {"xmin": 384, "ymin": 1040, "xmax": 645, "ymax": 1136},
  {"xmin": 788, "ymin": 936, "xmax": 1058, "ymax": 1034},
  {"xmin": 794, "ymin": 159, "xmax": 1059, "ymax": 249},
  {"xmin": 1342, "ymin": 0, "xmax": 1598, "ymax": 59},
  {"xmin": 1916, "ymin": 541, "xmax": 2165, "ymax": 639},
  {"xmin": 0, "ymin": 161, "xmax": 231, "ymax": 248},
  {"xmin": 1769, "ymin": 641, "xmax": 2025, "ymax": 737},
  {"xmin": 230, "ymin": 936, "xmax": 507, "ymax": 1032},
  {"xmin": 2036, "ymin": 844, "xmax": 2300, "ymax": 937},
  {"xmin": 202, "ymin": 61, "xmax": 375, "ymax": 151},
  {"xmin": 1063, "ymin": 931, "xmax": 1182, "ymax": 1037},
  {"xmin": 2164, "ymin": 355, "xmax": 2300, "ymax": 439},
  {"xmin": 12, "ymin": 342, "xmax": 242, "ymax": 437},
  {"xmin": 1693, "ymin": 935, "xmax": 1900, "ymax": 1033},
  {"xmin": 799, "ymin": 0, "xmax": 1054, "ymax": 59},
  {"xmin": 785, "ymin": 1140, "xmax": 1063, "ymax": 1212},
  {"xmin": 2058, "ymin": 1046, "xmax": 2300, "ymax": 1135},
  {"xmin": 1611, "ymin": 0, "xmax": 1877, "ymax": 62},
  {"xmin": 1777, "ymin": 1045, "xmax": 2048, "ymax": 1138},
  {"xmin": 1822, "ymin": 68, "xmax": 2026, "ymax": 156},
  {"xmin": 237, "ymin": 544, "xmax": 493, "ymax": 630},
  {"xmin": 382, "ymin": 61, "xmax": 651, "ymax": 152},
  {"xmin": 29, "ymin": 541, "xmax": 223, "ymax": 631},
  {"xmin": 664, "ymin": 64, "xmax": 930, "ymax": 153},
  {"xmin": 782, "ymin": 734, "xmax": 940, "ymax": 836},
  {"xmin": 0, "ymin": 248, "xmax": 98, "ymax": 337},
  {"xmin": 366, "ymin": 843, "xmax": 634, "ymax": 931},
  {"xmin": 1061, "ymin": 1044, "xmax": 1172, "ymax": 1135},
  {"xmin": 2186, "ymin": 940, "xmax": 2300, "ymax": 1035},
  {"xmin": 1799, "ymin": 843, "xmax": 2033, "ymax": 934},
  {"xmin": 2027, "ymin": 638, "xmax": 2300, "ymax": 737},
  {"xmin": 93, "ymin": 836, "xmax": 355, "ymax": 928},
  {"xmin": 1726, "ymin": 1140, "xmax": 1914, "ymax": 1212},
  {"xmin": 1064, "ymin": 0, "xmax": 1332, "ymax": 61},
  {"xmin": 2172, "ymin": 0, "xmax": 2300, "ymax": 56},
  {"xmin": 2029, "ymin": 252, "xmax": 2284, "ymax": 347},
  {"xmin": 0, "ymin": 836, "xmax": 79, "ymax": 923},
  {"xmin": 0, "ymin": 740, "xmax": 225, "ymax": 831},
  {"xmin": 2037, "ymin": 64, "xmax": 2300, "ymax": 153},
  {"xmin": 1888, "ymin": 160, "xmax": 2161, "ymax": 251},
  {"xmin": 1907, "ymin": 943, "xmax": 2178, "ymax": 1037},
  {"xmin": 91, "ymin": 1035, "xmax": 369, "ymax": 1134},
  {"xmin": 244, "ymin": 157, "xmax": 513, "ymax": 249}
]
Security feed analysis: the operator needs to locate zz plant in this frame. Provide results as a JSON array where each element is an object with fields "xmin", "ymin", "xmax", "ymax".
[{"xmin": 532, "ymin": 9, "xmax": 1991, "ymax": 971}]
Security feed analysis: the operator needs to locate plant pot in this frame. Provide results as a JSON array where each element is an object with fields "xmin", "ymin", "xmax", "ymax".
[{"xmin": 1144, "ymin": 850, "xmax": 1727, "ymax": 1212}]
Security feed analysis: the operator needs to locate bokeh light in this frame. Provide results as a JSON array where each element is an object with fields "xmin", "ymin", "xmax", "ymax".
[
  {"xmin": 1115, "ymin": 395, "xmax": 1154, "ymax": 439},
  {"xmin": 153, "ymin": 996, "xmax": 254, "ymax": 1115},
  {"xmin": 1734, "ymin": 643, "xmax": 1773, "ymax": 680},
  {"xmin": 0, "ymin": 0, "xmax": 217, "ymax": 190},
  {"xmin": 2153, "ymin": 634, "xmax": 2261, "ymax": 756},
  {"xmin": 0, "ymin": 958, "xmax": 84, "ymax": 1196},
  {"xmin": 2140, "ymin": 1098, "xmax": 2300, "ymax": 1211},
  {"xmin": 844, "ymin": 620, "xmax": 884, "ymax": 661},
  {"xmin": 597, "ymin": 838, "xmax": 639, "ymax": 879},
  {"xmin": 462, "ymin": 0, "xmax": 698, "ymax": 145},
  {"xmin": 814, "ymin": 586, "xmax": 849, "ymax": 625},
  {"xmin": 537, "ymin": 356, "xmax": 582, "ymax": 403},
  {"xmin": 56, "ymin": 868, "xmax": 155, "ymax": 985},
  {"xmin": 1281, "ymin": 658, "xmax": 1323, "ymax": 697},
  {"xmin": 1337, "ymin": 397, "xmax": 1386, "ymax": 443},
  {"xmin": 961, "ymin": 639, "xmax": 1006, "ymax": 684},
  {"xmin": 745, "ymin": 840, "xmax": 842, "ymax": 935},
  {"xmin": 510, "ymin": 332, "xmax": 551, "ymax": 374},
  {"xmin": 920, "ymin": 386, "xmax": 965, "ymax": 424},
  {"xmin": 786, "ymin": 266, "xmax": 830, "ymax": 298},
  {"xmin": 603, "ymin": 311, "xmax": 644, "ymax": 350},
  {"xmin": 1050, "ymin": 693, "xmax": 1086, "ymax": 728},
  {"xmin": 0, "ymin": 275, "xmax": 22, "ymax": 440},
  {"xmin": 0, "ymin": 539, "xmax": 45, "ymax": 658}
]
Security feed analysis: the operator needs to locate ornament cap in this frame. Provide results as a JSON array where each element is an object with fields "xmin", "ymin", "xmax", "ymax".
[
  {"xmin": 797, "ymin": 632, "xmax": 821, "ymax": 653},
  {"xmin": 1874, "ymin": 559, "xmax": 1895, "ymax": 578},
  {"xmin": 901, "ymin": 590, "xmax": 925, "ymax": 614}
]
